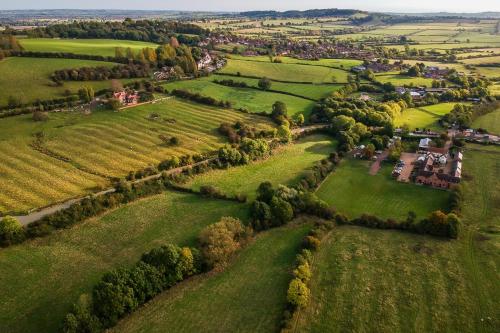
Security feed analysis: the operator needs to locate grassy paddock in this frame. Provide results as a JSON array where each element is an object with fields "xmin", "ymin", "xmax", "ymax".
[
  {"xmin": 112, "ymin": 222, "xmax": 311, "ymax": 333},
  {"xmin": 316, "ymin": 159, "xmax": 450, "ymax": 220},
  {"xmin": 164, "ymin": 77, "xmax": 316, "ymax": 117},
  {"xmin": 19, "ymin": 38, "xmax": 158, "ymax": 57},
  {"xmin": 0, "ymin": 192, "xmax": 249, "ymax": 333},
  {"xmin": 296, "ymin": 144, "xmax": 500, "ymax": 333},
  {"xmin": 395, "ymin": 102, "xmax": 459, "ymax": 130},
  {"xmin": 185, "ymin": 134, "xmax": 337, "ymax": 200},
  {"xmin": 219, "ymin": 58, "xmax": 349, "ymax": 83},
  {"xmin": 471, "ymin": 109, "xmax": 500, "ymax": 134},
  {"xmin": 0, "ymin": 57, "xmax": 122, "ymax": 106}
]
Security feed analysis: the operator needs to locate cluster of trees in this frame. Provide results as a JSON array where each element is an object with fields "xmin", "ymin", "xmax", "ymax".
[
  {"xmin": 62, "ymin": 243, "xmax": 200, "ymax": 332},
  {"xmin": 0, "ymin": 95, "xmax": 82, "ymax": 117},
  {"xmin": 23, "ymin": 19, "xmax": 208, "ymax": 43},
  {"xmin": 0, "ymin": 216, "xmax": 25, "ymax": 247},
  {"xmin": 249, "ymin": 181, "xmax": 336, "ymax": 231},
  {"xmin": 213, "ymin": 78, "xmax": 249, "ymax": 88},
  {"xmin": 441, "ymin": 99, "xmax": 500, "ymax": 127},
  {"xmin": 51, "ymin": 63, "xmax": 151, "ymax": 82},
  {"xmin": 0, "ymin": 35, "xmax": 23, "ymax": 58},
  {"xmin": 345, "ymin": 210, "xmax": 460, "ymax": 238},
  {"xmin": 171, "ymin": 89, "xmax": 232, "ymax": 108},
  {"xmin": 217, "ymin": 138, "xmax": 272, "ymax": 167},
  {"xmin": 218, "ymin": 121, "xmax": 276, "ymax": 144},
  {"xmin": 281, "ymin": 219, "xmax": 335, "ymax": 331}
]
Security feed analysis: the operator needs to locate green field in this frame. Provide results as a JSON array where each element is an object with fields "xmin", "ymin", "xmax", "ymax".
[
  {"xmin": 112, "ymin": 222, "xmax": 311, "ymax": 333},
  {"xmin": 296, "ymin": 144, "xmax": 500, "ymax": 333},
  {"xmin": 211, "ymin": 74, "xmax": 344, "ymax": 100},
  {"xmin": 316, "ymin": 159, "xmax": 450, "ymax": 220},
  {"xmin": 0, "ymin": 99, "xmax": 273, "ymax": 213},
  {"xmin": 0, "ymin": 57, "xmax": 125, "ymax": 106},
  {"xmin": 228, "ymin": 55, "xmax": 363, "ymax": 69},
  {"xmin": 375, "ymin": 73, "xmax": 436, "ymax": 87},
  {"xmin": 395, "ymin": 102, "xmax": 459, "ymax": 130},
  {"xmin": 471, "ymin": 109, "xmax": 500, "ymax": 134},
  {"xmin": 185, "ymin": 134, "xmax": 337, "ymax": 200},
  {"xmin": 164, "ymin": 77, "xmax": 316, "ymax": 117},
  {"xmin": 0, "ymin": 192, "xmax": 249, "ymax": 333},
  {"xmin": 19, "ymin": 38, "xmax": 158, "ymax": 57},
  {"xmin": 219, "ymin": 59, "xmax": 349, "ymax": 83}
]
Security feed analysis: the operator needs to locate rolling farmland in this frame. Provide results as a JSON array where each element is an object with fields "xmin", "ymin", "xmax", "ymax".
[{"xmin": 394, "ymin": 102, "xmax": 459, "ymax": 130}]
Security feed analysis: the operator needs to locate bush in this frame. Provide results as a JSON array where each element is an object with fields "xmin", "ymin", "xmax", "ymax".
[
  {"xmin": 32, "ymin": 111, "xmax": 49, "ymax": 121},
  {"xmin": 0, "ymin": 216, "xmax": 25, "ymax": 247},
  {"xmin": 302, "ymin": 235, "xmax": 321, "ymax": 251},
  {"xmin": 198, "ymin": 217, "xmax": 251, "ymax": 268},
  {"xmin": 286, "ymin": 278, "xmax": 310, "ymax": 308}
]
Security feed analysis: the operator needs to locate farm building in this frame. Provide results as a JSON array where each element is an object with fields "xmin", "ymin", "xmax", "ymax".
[
  {"xmin": 113, "ymin": 91, "xmax": 139, "ymax": 105},
  {"xmin": 414, "ymin": 150, "xmax": 462, "ymax": 189}
]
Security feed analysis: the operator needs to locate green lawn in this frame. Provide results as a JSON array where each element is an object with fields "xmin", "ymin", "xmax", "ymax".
[
  {"xmin": 185, "ymin": 134, "xmax": 337, "ymax": 200},
  {"xmin": 296, "ymin": 144, "xmax": 500, "ymax": 333},
  {"xmin": 219, "ymin": 59, "xmax": 349, "ymax": 83},
  {"xmin": 19, "ymin": 38, "xmax": 158, "ymax": 57},
  {"xmin": 0, "ymin": 98, "xmax": 273, "ymax": 213},
  {"xmin": 164, "ymin": 77, "xmax": 316, "ymax": 118},
  {"xmin": 472, "ymin": 109, "xmax": 500, "ymax": 134},
  {"xmin": 112, "ymin": 222, "xmax": 311, "ymax": 333},
  {"xmin": 316, "ymin": 159, "xmax": 450, "ymax": 220},
  {"xmin": 0, "ymin": 192, "xmax": 249, "ymax": 333},
  {"xmin": 395, "ymin": 102, "xmax": 459, "ymax": 130},
  {"xmin": 211, "ymin": 74, "xmax": 343, "ymax": 100},
  {"xmin": 0, "ymin": 57, "xmax": 124, "ymax": 106}
]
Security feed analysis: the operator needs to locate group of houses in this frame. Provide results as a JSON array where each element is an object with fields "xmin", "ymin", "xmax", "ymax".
[
  {"xmin": 113, "ymin": 91, "xmax": 139, "ymax": 106},
  {"xmin": 456, "ymin": 129, "xmax": 500, "ymax": 145},
  {"xmin": 153, "ymin": 52, "xmax": 226, "ymax": 81},
  {"xmin": 392, "ymin": 137, "xmax": 463, "ymax": 189},
  {"xmin": 395, "ymin": 86, "xmax": 450, "ymax": 100},
  {"xmin": 351, "ymin": 61, "xmax": 402, "ymax": 73}
]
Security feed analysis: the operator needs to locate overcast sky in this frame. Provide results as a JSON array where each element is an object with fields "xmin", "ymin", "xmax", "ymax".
[{"xmin": 1, "ymin": 0, "xmax": 499, "ymax": 13}]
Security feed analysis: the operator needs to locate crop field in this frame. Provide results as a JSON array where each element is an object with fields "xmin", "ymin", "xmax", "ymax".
[
  {"xmin": 219, "ymin": 59, "xmax": 349, "ymax": 83},
  {"xmin": 296, "ymin": 144, "xmax": 500, "ymax": 333},
  {"xmin": 185, "ymin": 134, "xmax": 337, "ymax": 200},
  {"xmin": 316, "ymin": 159, "xmax": 450, "ymax": 220},
  {"xmin": 0, "ymin": 192, "xmax": 249, "ymax": 333},
  {"xmin": 112, "ymin": 222, "xmax": 311, "ymax": 333},
  {"xmin": 0, "ymin": 99, "xmax": 273, "ymax": 213},
  {"xmin": 163, "ymin": 77, "xmax": 316, "ymax": 117},
  {"xmin": 0, "ymin": 57, "xmax": 122, "ymax": 106},
  {"xmin": 394, "ymin": 102, "xmax": 458, "ymax": 130},
  {"xmin": 374, "ymin": 73, "xmax": 436, "ymax": 87},
  {"xmin": 471, "ymin": 109, "xmax": 500, "ymax": 134},
  {"xmin": 19, "ymin": 38, "xmax": 158, "ymax": 57}
]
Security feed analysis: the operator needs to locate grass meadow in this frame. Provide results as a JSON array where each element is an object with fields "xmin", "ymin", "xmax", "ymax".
[
  {"xmin": 19, "ymin": 38, "xmax": 158, "ymax": 57},
  {"xmin": 0, "ymin": 192, "xmax": 249, "ymax": 333},
  {"xmin": 185, "ymin": 134, "xmax": 337, "ymax": 200},
  {"xmin": 316, "ymin": 159, "xmax": 450, "ymax": 220},
  {"xmin": 295, "ymin": 144, "xmax": 500, "ymax": 333},
  {"xmin": 394, "ymin": 102, "xmax": 458, "ymax": 130},
  {"xmin": 228, "ymin": 55, "xmax": 363, "ymax": 69},
  {"xmin": 0, "ymin": 57, "xmax": 123, "ymax": 106},
  {"xmin": 219, "ymin": 59, "xmax": 349, "ymax": 83},
  {"xmin": 375, "ymin": 73, "xmax": 436, "ymax": 87},
  {"xmin": 111, "ymin": 222, "xmax": 311, "ymax": 333},
  {"xmin": 471, "ymin": 109, "xmax": 500, "ymax": 134},
  {"xmin": 163, "ymin": 77, "xmax": 317, "ymax": 117},
  {"xmin": 0, "ymin": 99, "xmax": 273, "ymax": 213}
]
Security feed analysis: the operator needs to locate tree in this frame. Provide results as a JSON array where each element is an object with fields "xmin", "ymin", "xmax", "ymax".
[
  {"xmin": 258, "ymin": 77, "xmax": 272, "ymax": 90},
  {"xmin": 107, "ymin": 98, "xmax": 121, "ymax": 111},
  {"xmin": 277, "ymin": 124, "xmax": 292, "ymax": 143},
  {"xmin": 0, "ymin": 216, "xmax": 24, "ymax": 246},
  {"xmin": 270, "ymin": 196, "xmax": 294, "ymax": 226},
  {"xmin": 287, "ymin": 278, "xmax": 310, "ymax": 308},
  {"xmin": 62, "ymin": 294, "xmax": 102, "ymax": 333},
  {"xmin": 271, "ymin": 101, "xmax": 287, "ymax": 120},
  {"xmin": 331, "ymin": 115, "xmax": 355, "ymax": 133},
  {"xmin": 293, "ymin": 262, "xmax": 312, "ymax": 282},
  {"xmin": 363, "ymin": 143, "xmax": 376, "ymax": 159},
  {"xmin": 294, "ymin": 114, "xmax": 305, "ymax": 126},
  {"xmin": 256, "ymin": 181, "xmax": 275, "ymax": 203}
]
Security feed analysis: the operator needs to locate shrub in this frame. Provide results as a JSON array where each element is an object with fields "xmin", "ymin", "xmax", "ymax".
[
  {"xmin": 302, "ymin": 235, "xmax": 321, "ymax": 251},
  {"xmin": 258, "ymin": 77, "xmax": 272, "ymax": 90},
  {"xmin": 293, "ymin": 262, "xmax": 312, "ymax": 282},
  {"xmin": 0, "ymin": 216, "xmax": 25, "ymax": 247},
  {"xmin": 32, "ymin": 111, "xmax": 49, "ymax": 121},
  {"xmin": 286, "ymin": 278, "xmax": 310, "ymax": 308},
  {"xmin": 198, "ymin": 217, "xmax": 251, "ymax": 268}
]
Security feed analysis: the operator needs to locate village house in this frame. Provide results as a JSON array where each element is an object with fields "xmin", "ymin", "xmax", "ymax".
[
  {"xmin": 113, "ymin": 91, "xmax": 139, "ymax": 106},
  {"xmin": 414, "ymin": 150, "xmax": 462, "ymax": 189}
]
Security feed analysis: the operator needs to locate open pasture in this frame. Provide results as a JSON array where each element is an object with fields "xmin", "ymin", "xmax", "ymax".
[
  {"xmin": 19, "ymin": 38, "xmax": 158, "ymax": 57},
  {"xmin": 228, "ymin": 54, "xmax": 363, "ymax": 69},
  {"xmin": 394, "ymin": 102, "xmax": 458, "ymax": 130},
  {"xmin": 0, "ymin": 192, "xmax": 249, "ymax": 333},
  {"xmin": 163, "ymin": 77, "xmax": 316, "ymax": 117},
  {"xmin": 210, "ymin": 74, "xmax": 343, "ymax": 100},
  {"xmin": 112, "ymin": 223, "xmax": 311, "ymax": 333},
  {"xmin": 316, "ymin": 159, "xmax": 450, "ymax": 220},
  {"xmin": 375, "ymin": 73, "xmax": 436, "ymax": 87},
  {"xmin": 471, "ymin": 108, "xmax": 500, "ymax": 134},
  {"xmin": 0, "ymin": 57, "xmax": 122, "ymax": 106},
  {"xmin": 219, "ymin": 58, "xmax": 349, "ymax": 83},
  {"xmin": 297, "ymin": 144, "xmax": 500, "ymax": 333},
  {"xmin": 0, "ymin": 99, "xmax": 273, "ymax": 213},
  {"xmin": 185, "ymin": 134, "xmax": 337, "ymax": 200}
]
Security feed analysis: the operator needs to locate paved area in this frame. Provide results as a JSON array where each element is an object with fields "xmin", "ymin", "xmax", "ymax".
[
  {"xmin": 369, "ymin": 150, "xmax": 389, "ymax": 175},
  {"xmin": 397, "ymin": 153, "xmax": 418, "ymax": 182}
]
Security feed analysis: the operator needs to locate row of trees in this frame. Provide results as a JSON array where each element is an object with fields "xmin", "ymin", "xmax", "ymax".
[
  {"xmin": 170, "ymin": 89, "xmax": 232, "ymax": 108},
  {"xmin": 441, "ymin": 99, "xmax": 500, "ymax": 127},
  {"xmin": 218, "ymin": 121, "xmax": 276, "ymax": 144},
  {"xmin": 51, "ymin": 63, "xmax": 152, "ymax": 82}
]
